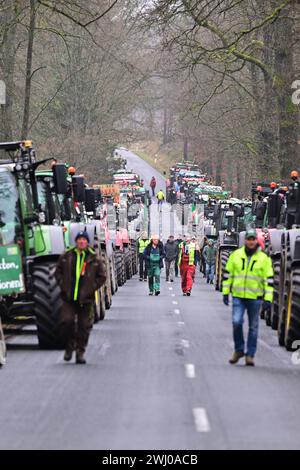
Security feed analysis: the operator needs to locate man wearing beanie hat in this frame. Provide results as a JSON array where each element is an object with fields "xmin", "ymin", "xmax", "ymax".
[{"xmin": 56, "ymin": 230, "xmax": 106, "ymax": 364}]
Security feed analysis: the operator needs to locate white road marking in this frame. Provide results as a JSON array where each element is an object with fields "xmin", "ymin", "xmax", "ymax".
[
  {"xmin": 172, "ymin": 301, "xmax": 178, "ymax": 305},
  {"xmin": 193, "ymin": 408, "xmax": 211, "ymax": 432},
  {"xmin": 98, "ymin": 341, "xmax": 111, "ymax": 357},
  {"xmin": 169, "ymin": 287, "xmax": 173, "ymax": 291},
  {"xmin": 181, "ymin": 339, "xmax": 190, "ymax": 348},
  {"xmin": 174, "ymin": 309, "xmax": 180, "ymax": 315},
  {"xmin": 171, "ymin": 293, "xmax": 176, "ymax": 297},
  {"xmin": 177, "ymin": 321, "xmax": 185, "ymax": 326},
  {"xmin": 185, "ymin": 364, "xmax": 195, "ymax": 378}
]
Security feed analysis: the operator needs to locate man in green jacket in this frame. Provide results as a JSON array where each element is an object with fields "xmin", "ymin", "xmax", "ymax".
[{"xmin": 222, "ymin": 229, "xmax": 274, "ymax": 366}]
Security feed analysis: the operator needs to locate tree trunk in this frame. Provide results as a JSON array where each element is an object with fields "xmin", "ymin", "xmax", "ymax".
[
  {"xmin": 21, "ymin": 0, "xmax": 36, "ymax": 140},
  {"xmin": 0, "ymin": 1, "xmax": 19, "ymax": 140},
  {"xmin": 183, "ymin": 136, "xmax": 188, "ymax": 161},
  {"xmin": 274, "ymin": 1, "xmax": 300, "ymax": 179}
]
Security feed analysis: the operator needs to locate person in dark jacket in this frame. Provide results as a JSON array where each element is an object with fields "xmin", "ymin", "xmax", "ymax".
[
  {"xmin": 143, "ymin": 234, "xmax": 165, "ymax": 296},
  {"xmin": 254, "ymin": 196, "xmax": 266, "ymax": 228},
  {"xmin": 175, "ymin": 235, "xmax": 184, "ymax": 277},
  {"xmin": 55, "ymin": 231, "xmax": 106, "ymax": 364},
  {"xmin": 202, "ymin": 239, "xmax": 216, "ymax": 284},
  {"xmin": 164, "ymin": 235, "xmax": 178, "ymax": 282}
]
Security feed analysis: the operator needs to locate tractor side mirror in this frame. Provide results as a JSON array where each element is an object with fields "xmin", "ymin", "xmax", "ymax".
[
  {"xmin": 236, "ymin": 205, "xmax": 245, "ymax": 217},
  {"xmin": 72, "ymin": 176, "xmax": 85, "ymax": 202},
  {"xmin": 94, "ymin": 188, "xmax": 102, "ymax": 202},
  {"xmin": 53, "ymin": 164, "xmax": 68, "ymax": 194},
  {"xmin": 85, "ymin": 188, "xmax": 96, "ymax": 213}
]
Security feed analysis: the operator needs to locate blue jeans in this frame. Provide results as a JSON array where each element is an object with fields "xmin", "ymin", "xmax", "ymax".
[
  {"xmin": 206, "ymin": 263, "xmax": 215, "ymax": 282},
  {"xmin": 232, "ymin": 297, "xmax": 262, "ymax": 357}
]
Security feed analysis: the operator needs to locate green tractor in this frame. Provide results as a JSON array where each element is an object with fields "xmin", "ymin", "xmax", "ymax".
[
  {"xmin": 214, "ymin": 200, "xmax": 254, "ymax": 291},
  {"xmin": 36, "ymin": 168, "xmax": 111, "ymax": 323},
  {"xmin": 270, "ymin": 179, "xmax": 300, "ymax": 350},
  {"xmin": 0, "ymin": 141, "xmax": 67, "ymax": 349}
]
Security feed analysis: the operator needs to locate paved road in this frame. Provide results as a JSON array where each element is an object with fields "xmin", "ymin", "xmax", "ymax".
[
  {"xmin": 122, "ymin": 148, "xmax": 166, "ymax": 193},
  {"xmin": 1, "ymin": 151, "xmax": 300, "ymax": 450}
]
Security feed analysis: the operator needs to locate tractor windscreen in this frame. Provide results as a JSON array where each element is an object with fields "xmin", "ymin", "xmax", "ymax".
[{"xmin": 0, "ymin": 169, "xmax": 20, "ymax": 244}]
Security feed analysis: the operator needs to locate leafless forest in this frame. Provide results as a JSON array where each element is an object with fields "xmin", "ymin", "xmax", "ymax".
[{"xmin": 1, "ymin": 1, "xmax": 299, "ymax": 193}]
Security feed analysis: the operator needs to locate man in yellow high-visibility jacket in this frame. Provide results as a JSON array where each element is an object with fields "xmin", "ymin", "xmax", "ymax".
[
  {"xmin": 138, "ymin": 232, "xmax": 150, "ymax": 281},
  {"xmin": 222, "ymin": 229, "xmax": 274, "ymax": 366}
]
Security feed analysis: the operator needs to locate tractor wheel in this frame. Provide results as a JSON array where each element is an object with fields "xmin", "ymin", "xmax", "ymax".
[
  {"xmin": 271, "ymin": 258, "xmax": 280, "ymax": 330},
  {"xmin": 125, "ymin": 249, "xmax": 133, "ymax": 280},
  {"xmin": 99, "ymin": 287, "xmax": 106, "ymax": 321},
  {"xmin": 217, "ymin": 248, "xmax": 232, "ymax": 292},
  {"xmin": 284, "ymin": 268, "xmax": 300, "ymax": 351},
  {"xmin": 114, "ymin": 252, "xmax": 123, "ymax": 286},
  {"xmin": 33, "ymin": 263, "xmax": 65, "ymax": 350},
  {"xmin": 121, "ymin": 253, "xmax": 127, "ymax": 284},
  {"xmin": 278, "ymin": 253, "xmax": 290, "ymax": 347},
  {"xmin": 105, "ymin": 284, "xmax": 112, "ymax": 310}
]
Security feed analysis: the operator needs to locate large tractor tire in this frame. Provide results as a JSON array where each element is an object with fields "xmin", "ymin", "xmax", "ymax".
[
  {"xmin": 114, "ymin": 251, "xmax": 124, "ymax": 286},
  {"xmin": 271, "ymin": 258, "xmax": 281, "ymax": 330},
  {"xmin": 216, "ymin": 248, "xmax": 232, "ymax": 292},
  {"xmin": 110, "ymin": 256, "xmax": 118, "ymax": 295},
  {"xmin": 284, "ymin": 267, "xmax": 300, "ymax": 351},
  {"xmin": 94, "ymin": 287, "xmax": 106, "ymax": 322},
  {"xmin": 33, "ymin": 263, "xmax": 65, "ymax": 350},
  {"xmin": 278, "ymin": 239, "xmax": 290, "ymax": 347},
  {"xmin": 124, "ymin": 248, "xmax": 133, "ymax": 280}
]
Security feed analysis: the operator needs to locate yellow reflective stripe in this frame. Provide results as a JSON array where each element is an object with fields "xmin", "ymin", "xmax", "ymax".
[
  {"xmin": 74, "ymin": 250, "xmax": 86, "ymax": 301},
  {"xmin": 232, "ymin": 286, "xmax": 264, "ymax": 294},
  {"xmin": 233, "ymin": 274, "xmax": 264, "ymax": 282}
]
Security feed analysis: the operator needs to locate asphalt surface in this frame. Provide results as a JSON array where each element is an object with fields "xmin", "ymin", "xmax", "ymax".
[{"xmin": 1, "ymin": 151, "xmax": 300, "ymax": 450}]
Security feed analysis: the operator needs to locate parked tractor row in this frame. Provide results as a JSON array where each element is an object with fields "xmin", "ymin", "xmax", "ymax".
[{"xmin": 0, "ymin": 141, "xmax": 146, "ymax": 350}]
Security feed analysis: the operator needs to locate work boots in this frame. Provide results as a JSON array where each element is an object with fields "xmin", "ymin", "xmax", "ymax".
[
  {"xmin": 229, "ymin": 351, "xmax": 244, "ymax": 364},
  {"xmin": 245, "ymin": 356, "xmax": 255, "ymax": 367},
  {"xmin": 64, "ymin": 349, "xmax": 73, "ymax": 362},
  {"xmin": 76, "ymin": 352, "xmax": 86, "ymax": 364}
]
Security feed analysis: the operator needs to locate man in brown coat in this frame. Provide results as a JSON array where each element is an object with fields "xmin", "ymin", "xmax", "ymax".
[{"xmin": 55, "ymin": 231, "xmax": 106, "ymax": 364}]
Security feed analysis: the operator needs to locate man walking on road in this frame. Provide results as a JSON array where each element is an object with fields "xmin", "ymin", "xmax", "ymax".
[
  {"xmin": 222, "ymin": 229, "xmax": 274, "ymax": 367},
  {"xmin": 164, "ymin": 235, "xmax": 178, "ymax": 282},
  {"xmin": 156, "ymin": 189, "xmax": 165, "ymax": 210},
  {"xmin": 178, "ymin": 235, "xmax": 199, "ymax": 296},
  {"xmin": 150, "ymin": 176, "xmax": 156, "ymax": 197},
  {"xmin": 143, "ymin": 234, "xmax": 165, "ymax": 296},
  {"xmin": 138, "ymin": 232, "xmax": 150, "ymax": 281},
  {"xmin": 203, "ymin": 239, "xmax": 216, "ymax": 284},
  {"xmin": 55, "ymin": 231, "xmax": 106, "ymax": 364}
]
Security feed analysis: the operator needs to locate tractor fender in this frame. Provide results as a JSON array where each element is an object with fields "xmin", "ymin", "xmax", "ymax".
[
  {"xmin": 40, "ymin": 225, "xmax": 65, "ymax": 256},
  {"xmin": 287, "ymin": 229, "xmax": 300, "ymax": 262},
  {"xmin": 268, "ymin": 229, "xmax": 284, "ymax": 255}
]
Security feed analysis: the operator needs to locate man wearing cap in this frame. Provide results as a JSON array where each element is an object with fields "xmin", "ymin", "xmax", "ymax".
[
  {"xmin": 55, "ymin": 231, "xmax": 106, "ymax": 364},
  {"xmin": 222, "ymin": 229, "xmax": 274, "ymax": 366}
]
